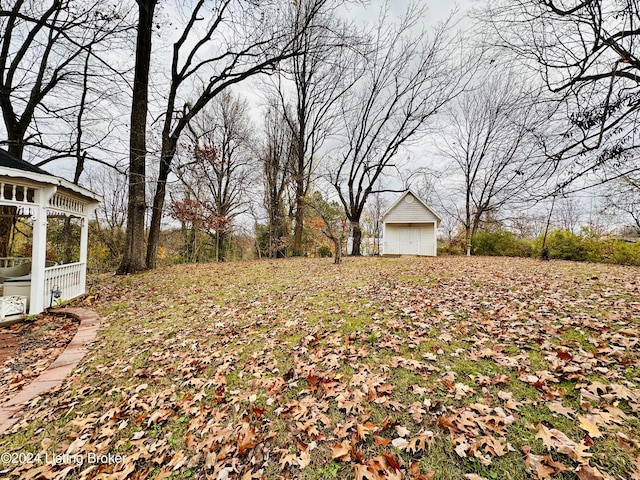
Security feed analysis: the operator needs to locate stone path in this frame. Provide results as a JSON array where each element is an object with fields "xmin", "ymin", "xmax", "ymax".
[{"xmin": 0, "ymin": 307, "xmax": 100, "ymax": 435}]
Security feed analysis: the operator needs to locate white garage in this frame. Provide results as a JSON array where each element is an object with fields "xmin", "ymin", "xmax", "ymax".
[{"xmin": 382, "ymin": 190, "xmax": 441, "ymax": 257}]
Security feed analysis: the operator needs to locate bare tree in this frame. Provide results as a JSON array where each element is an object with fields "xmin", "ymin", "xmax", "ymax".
[
  {"xmin": 118, "ymin": 0, "xmax": 156, "ymax": 274},
  {"xmin": 555, "ymin": 196, "xmax": 583, "ymax": 233},
  {"xmin": 87, "ymin": 167, "xmax": 128, "ymax": 266},
  {"xmin": 361, "ymin": 191, "xmax": 386, "ymax": 256},
  {"xmin": 308, "ymin": 191, "xmax": 346, "ymax": 264},
  {"xmin": 329, "ymin": 3, "xmax": 466, "ymax": 255},
  {"xmin": 143, "ymin": 0, "xmax": 330, "ymax": 270},
  {"xmin": 0, "ymin": 0, "xmax": 132, "ymax": 163},
  {"xmin": 438, "ymin": 69, "xmax": 547, "ymax": 255},
  {"xmin": 482, "ymin": 0, "xmax": 640, "ymax": 191},
  {"xmin": 259, "ymin": 101, "xmax": 294, "ymax": 258},
  {"xmin": 269, "ymin": 0, "xmax": 358, "ymax": 256},
  {"xmin": 602, "ymin": 175, "xmax": 640, "ymax": 233},
  {"xmin": 172, "ymin": 91, "xmax": 254, "ymax": 262}
]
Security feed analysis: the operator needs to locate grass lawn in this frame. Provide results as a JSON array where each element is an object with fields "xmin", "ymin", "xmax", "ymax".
[{"xmin": 1, "ymin": 256, "xmax": 639, "ymax": 480}]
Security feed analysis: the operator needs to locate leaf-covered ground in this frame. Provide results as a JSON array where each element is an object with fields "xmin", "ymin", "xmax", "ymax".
[
  {"xmin": 1, "ymin": 257, "xmax": 639, "ymax": 480},
  {"xmin": 0, "ymin": 314, "xmax": 79, "ymax": 404}
]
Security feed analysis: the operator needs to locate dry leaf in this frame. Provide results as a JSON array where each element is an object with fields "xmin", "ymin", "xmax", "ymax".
[
  {"xmin": 576, "ymin": 464, "xmax": 605, "ymax": 480},
  {"xmin": 577, "ymin": 415, "xmax": 602, "ymax": 438},
  {"xmin": 332, "ymin": 441, "xmax": 351, "ymax": 461}
]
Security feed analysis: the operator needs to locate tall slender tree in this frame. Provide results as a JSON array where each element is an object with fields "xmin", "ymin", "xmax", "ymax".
[
  {"xmin": 259, "ymin": 101, "xmax": 295, "ymax": 258},
  {"xmin": 329, "ymin": 3, "xmax": 466, "ymax": 255},
  {"xmin": 270, "ymin": 0, "xmax": 358, "ymax": 256}
]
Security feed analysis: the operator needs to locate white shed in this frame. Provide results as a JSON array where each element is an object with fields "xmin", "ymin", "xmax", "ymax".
[{"xmin": 381, "ymin": 190, "xmax": 441, "ymax": 256}]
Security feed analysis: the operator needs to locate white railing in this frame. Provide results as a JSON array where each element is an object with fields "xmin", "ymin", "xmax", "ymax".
[
  {"xmin": 48, "ymin": 192, "xmax": 86, "ymax": 216},
  {"xmin": 44, "ymin": 262, "xmax": 85, "ymax": 308},
  {"xmin": 0, "ymin": 257, "xmax": 31, "ymax": 268}
]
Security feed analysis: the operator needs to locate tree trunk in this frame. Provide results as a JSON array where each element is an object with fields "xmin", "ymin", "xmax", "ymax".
[
  {"xmin": 332, "ymin": 235, "xmax": 342, "ymax": 264},
  {"xmin": 146, "ymin": 138, "xmax": 176, "ymax": 269},
  {"xmin": 292, "ymin": 185, "xmax": 305, "ymax": 256},
  {"xmin": 350, "ymin": 220, "xmax": 362, "ymax": 256},
  {"xmin": 216, "ymin": 230, "xmax": 228, "ymax": 262},
  {"xmin": 117, "ymin": 0, "xmax": 157, "ymax": 274},
  {"xmin": 467, "ymin": 211, "xmax": 483, "ymax": 257},
  {"xmin": 0, "ymin": 207, "xmax": 16, "ymax": 257},
  {"xmin": 270, "ymin": 197, "xmax": 287, "ymax": 258}
]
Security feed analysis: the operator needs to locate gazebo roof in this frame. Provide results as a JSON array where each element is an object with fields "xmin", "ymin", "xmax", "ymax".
[
  {"xmin": 0, "ymin": 149, "xmax": 101, "ymax": 205},
  {"xmin": 0, "ymin": 149, "xmax": 49, "ymax": 175}
]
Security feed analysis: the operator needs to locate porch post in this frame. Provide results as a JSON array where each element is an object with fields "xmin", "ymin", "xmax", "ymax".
[{"xmin": 29, "ymin": 186, "xmax": 56, "ymax": 314}]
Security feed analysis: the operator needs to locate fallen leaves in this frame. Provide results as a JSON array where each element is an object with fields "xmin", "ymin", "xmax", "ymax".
[
  {"xmin": 0, "ymin": 314, "xmax": 79, "ymax": 403},
  {"xmin": 1, "ymin": 257, "xmax": 638, "ymax": 479},
  {"xmin": 577, "ymin": 415, "xmax": 603, "ymax": 438},
  {"xmin": 535, "ymin": 423, "xmax": 592, "ymax": 463},
  {"xmin": 523, "ymin": 445, "xmax": 569, "ymax": 479}
]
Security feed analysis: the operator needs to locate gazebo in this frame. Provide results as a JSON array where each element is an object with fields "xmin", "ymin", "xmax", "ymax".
[{"xmin": 0, "ymin": 149, "xmax": 100, "ymax": 318}]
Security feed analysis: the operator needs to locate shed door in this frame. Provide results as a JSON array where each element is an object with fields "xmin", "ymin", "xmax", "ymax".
[
  {"xmin": 420, "ymin": 224, "xmax": 435, "ymax": 256},
  {"xmin": 399, "ymin": 227, "xmax": 421, "ymax": 255}
]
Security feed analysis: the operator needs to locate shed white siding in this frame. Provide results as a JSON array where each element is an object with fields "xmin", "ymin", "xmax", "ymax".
[{"xmin": 383, "ymin": 196, "xmax": 439, "ymax": 223}]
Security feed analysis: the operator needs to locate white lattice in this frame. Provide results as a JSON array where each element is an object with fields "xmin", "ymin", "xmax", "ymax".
[{"xmin": 0, "ymin": 295, "xmax": 27, "ymax": 319}]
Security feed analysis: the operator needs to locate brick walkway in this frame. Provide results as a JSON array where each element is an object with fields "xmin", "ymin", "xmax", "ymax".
[
  {"xmin": 0, "ymin": 307, "xmax": 100, "ymax": 435},
  {"xmin": 0, "ymin": 333, "xmax": 17, "ymax": 365}
]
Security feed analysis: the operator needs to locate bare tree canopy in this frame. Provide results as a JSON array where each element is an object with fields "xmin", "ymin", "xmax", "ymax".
[
  {"xmin": 437, "ymin": 68, "xmax": 550, "ymax": 255},
  {"xmin": 482, "ymin": 0, "xmax": 640, "ymax": 191},
  {"xmin": 329, "ymin": 2, "xmax": 467, "ymax": 255},
  {"xmin": 0, "ymin": 0, "xmax": 133, "ymax": 163},
  {"xmin": 143, "ymin": 0, "xmax": 336, "ymax": 270},
  {"xmin": 172, "ymin": 91, "xmax": 255, "ymax": 262},
  {"xmin": 268, "ymin": 0, "xmax": 359, "ymax": 256}
]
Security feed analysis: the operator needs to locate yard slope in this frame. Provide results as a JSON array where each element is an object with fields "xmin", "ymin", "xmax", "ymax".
[{"xmin": 1, "ymin": 257, "xmax": 638, "ymax": 480}]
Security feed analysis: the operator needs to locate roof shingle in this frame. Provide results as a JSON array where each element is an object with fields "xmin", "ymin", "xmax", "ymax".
[{"xmin": 0, "ymin": 149, "xmax": 49, "ymax": 175}]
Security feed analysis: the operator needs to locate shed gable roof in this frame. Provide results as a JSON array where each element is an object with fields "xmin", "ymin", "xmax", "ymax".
[{"xmin": 382, "ymin": 190, "xmax": 441, "ymax": 226}]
